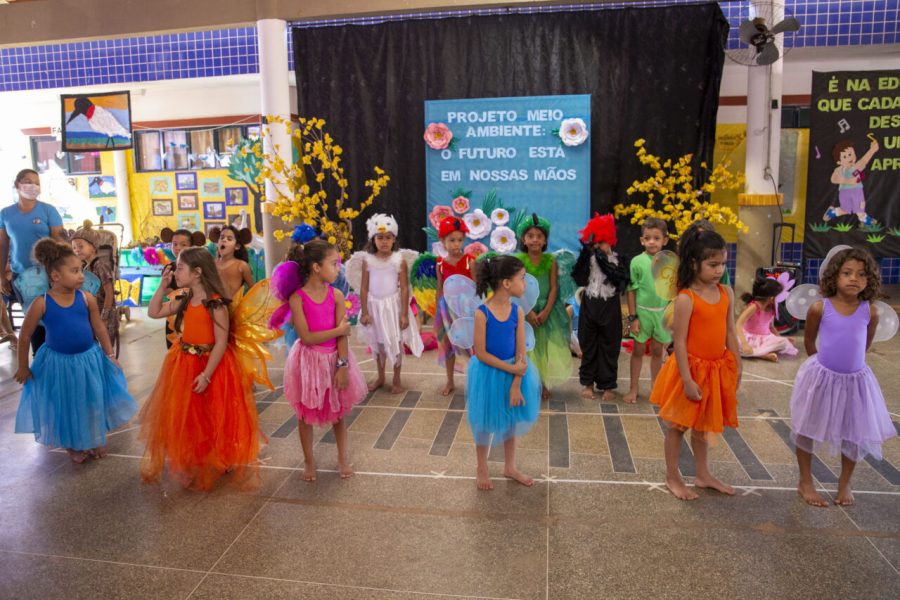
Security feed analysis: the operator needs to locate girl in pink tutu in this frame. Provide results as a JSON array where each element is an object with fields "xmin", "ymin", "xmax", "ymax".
[
  {"xmin": 791, "ymin": 247, "xmax": 896, "ymax": 507},
  {"xmin": 736, "ymin": 278, "xmax": 798, "ymax": 362},
  {"xmin": 281, "ymin": 239, "xmax": 367, "ymax": 481}
]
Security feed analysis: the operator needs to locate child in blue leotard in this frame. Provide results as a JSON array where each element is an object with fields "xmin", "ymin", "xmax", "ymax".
[
  {"xmin": 15, "ymin": 238, "xmax": 136, "ymax": 463},
  {"xmin": 467, "ymin": 255, "xmax": 541, "ymax": 491}
]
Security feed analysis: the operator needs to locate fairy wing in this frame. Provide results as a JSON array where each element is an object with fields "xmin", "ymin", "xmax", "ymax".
[
  {"xmin": 230, "ymin": 278, "xmax": 285, "ymax": 390},
  {"xmin": 344, "ymin": 251, "xmax": 368, "ymax": 293},
  {"xmin": 872, "ymin": 301, "xmax": 899, "ymax": 343},
  {"xmin": 651, "ymin": 250, "xmax": 679, "ymax": 302},
  {"xmin": 410, "ymin": 252, "xmax": 438, "ymax": 318},
  {"xmin": 784, "ymin": 284, "xmax": 824, "ymax": 321},
  {"xmin": 553, "ymin": 249, "xmax": 578, "ymax": 303},
  {"xmin": 399, "ymin": 249, "xmax": 420, "ymax": 280}
]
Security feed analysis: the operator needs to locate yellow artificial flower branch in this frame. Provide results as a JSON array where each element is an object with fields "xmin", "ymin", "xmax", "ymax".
[
  {"xmin": 256, "ymin": 115, "xmax": 390, "ymax": 256},
  {"xmin": 614, "ymin": 139, "xmax": 747, "ymax": 239}
]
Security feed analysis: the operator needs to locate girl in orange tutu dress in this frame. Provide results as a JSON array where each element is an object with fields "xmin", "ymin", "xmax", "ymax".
[
  {"xmin": 140, "ymin": 247, "xmax": 260, "ymax": 490},
  {"xmin": 650, "ymin": 225, "xmax": 741, "ymax": 501}
]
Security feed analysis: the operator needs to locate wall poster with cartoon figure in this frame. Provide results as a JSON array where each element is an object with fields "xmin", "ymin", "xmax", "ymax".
[{"xmin": 806, "ymin": 69, "xmax": 900, "ymax": 259}]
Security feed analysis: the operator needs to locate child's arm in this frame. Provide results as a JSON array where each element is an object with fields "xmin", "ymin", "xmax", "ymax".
[
  {"xmin": 359, "ymin": 262, "xmax": 371, "ymax": 326},
  {"xmin": 866, "ymin": 303, "xmax": 879, "ymax": 351},
  {"xmin": 734, "ymin": 302, "xmax": 758, "ymax": 354},
  {"xmin": 724, "ymin": 286, "xmax": 742, "ymax": 388},
  {"xmin": 626, "ymin": 290, "xmax": 639, "ymax": 335},
  {"xmin": 290, "ymin": 291, "xmax": 350, "ymax": 346},
  {"xmin": 803, "ymin": 301, "xmax": 823, "ymax": 357},
  {"xmin": 14, "ymin": 297, "xmax": 44, "ymax": 383},
  {"xmin": 509, "ymin": 305, "xmax": 528, "ymax": 407},
  {"xmin": 537, "ymin": 258, "xmax": 559, "ymax": 325},
  {"xmin": 671, "ymin": 293, "xmax": 701, "ymax": 401},
  {"xmin": 147, "ymin": 268, "xmax": 180, "ymax": 318},
  {"xmin": 193, "ymin": 304, "xmax": 230, "ymax": 393},
  {"xmin": 435, "ymin": 262, "xmax": 444, "ymax": 300},
  {"xmin": 334, "ymin": 289, "xmax": 350, "ymax": 391},
  {"xmin": 85, "ymin": 293, "xmax": 116, "ymax": 360},
  {"xmin": 399, "ymin": 258, "xmax": 411, "ymax": 330},
  {"xmin": 240, "ymin": 261, "xmax": 254, "ymax": 290},
  {"xmin": 855, "ymin": 139, "xmax": 879, "ymax": 171},
  {"xmin": 472, "ymin": 308, "xmax": 524, "ymax": 375}
]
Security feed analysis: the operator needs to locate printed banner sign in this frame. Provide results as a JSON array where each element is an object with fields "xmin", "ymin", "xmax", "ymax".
[{"xmin": 425, "ymin": 95, "xmax": 591, "ymax": 253}]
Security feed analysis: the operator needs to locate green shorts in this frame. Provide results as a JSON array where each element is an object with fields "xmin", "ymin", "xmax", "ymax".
[{"xmin": 633, "ymin": 306, "xmax": 672, "ymax": 345}]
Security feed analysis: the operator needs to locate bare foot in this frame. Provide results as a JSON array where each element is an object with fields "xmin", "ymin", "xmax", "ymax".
[
  {"xmin": 66, "ymin": 449, "xmax": 89, "ymax": 464},
  {"xmin": 694, "ymin": 474, "xmax": 735, "ymax": 496},
  {"xmin": 338, "ymin": 460, "xmax": 355, "ymax": 479},
  {"xmin": 797, "ymin": 480, "xmax": 829, "ymax": 507},
  {"xmin": 503, "ymin": 466, "xmax": 534, "ymax": 487},
  {"xmin": 367, "ymin": 377, "xmax": 385, "ymax": 393},
  {"xmin": 665, "ymin": 475, "xmax": 699, "ymax": 500},
  {"xmin": 301, "ymin": 461, "xmax": 317, "ymax": 482},
  {"xmin": 439, "ymin": 382, "xmax": 455, "ymax": 396},
  {"xmin": 580, "ymin": 386, "xmax": 595, "ymax": 400},
  {"xmin": 541, "ymin": 387, "xmax": 551, "ymax": 401},
  {"xmin": 760, "ymin": 353, "xmax": 778, "ymax": 363},
  {"xmin": 601, "ymin": 389, "xmax": 617, "ymax": 403},
  {"xmin": 476, "ymin": 465, "xmax": 493, "ymax": 490},
  {"xmin": 623, "ymin": 390, "xmax": 638, "ymax": 404},
  {"xmin": 390, "ymin": 376, "xmax": 404, "ymax": 395},
  {"xmin": 835, "ymin": 486, "xmax": 855, "ymax": 506},
  {"xmin": 89, "ymin": 446, "xmax": 108, "ymax": 459}
]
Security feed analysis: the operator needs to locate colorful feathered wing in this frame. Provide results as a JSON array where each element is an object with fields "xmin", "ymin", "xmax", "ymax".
[
  {"xmin": 410, "ymin": 252, "xmax": 438, "ymax": 318},
  {"xmin": 230, "ymin": 279, "xmax": 284, "ymax": 390}
]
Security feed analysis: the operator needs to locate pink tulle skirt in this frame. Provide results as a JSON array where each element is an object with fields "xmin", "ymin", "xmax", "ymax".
[
  {"xmin": 284, "ymin": 341, "xmax": 367, "ymax": 425},
  {"xmin": 742, "ymin": 332, "xmax": 799, "ymax": 358}
]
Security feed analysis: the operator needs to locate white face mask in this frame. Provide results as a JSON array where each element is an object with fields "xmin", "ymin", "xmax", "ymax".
[{"xmin": 17, "ymin": 183, "xmax": 40, "ymax": 199}]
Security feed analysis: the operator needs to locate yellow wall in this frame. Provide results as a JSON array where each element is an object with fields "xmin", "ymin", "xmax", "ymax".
[{"xmin": 711, "ymin": 124, "xmax": 809, "ymax": 244}]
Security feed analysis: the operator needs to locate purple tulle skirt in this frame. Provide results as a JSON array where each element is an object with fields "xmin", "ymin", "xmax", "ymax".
[
  {"xmin": 790, "ymin": 355, "xmax": 896, "ymax": 461},
  {"xmin": 284, "ymin": 342, "xmax": 367, "ymax": 425}
]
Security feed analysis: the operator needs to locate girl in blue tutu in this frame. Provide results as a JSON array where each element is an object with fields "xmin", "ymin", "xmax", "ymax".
[
  {"xmin": 15, "ymin": 238, "xmax": 136, "ymax": 463},
  {"xmin": 467, "ymin": 255, "xmax": 541, "ymax": 490}
]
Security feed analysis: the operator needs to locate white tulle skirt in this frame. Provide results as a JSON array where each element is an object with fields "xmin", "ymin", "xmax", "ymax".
[{"xmin": 361, "ymin": 292, "xmax": 423, "ymax": 365}]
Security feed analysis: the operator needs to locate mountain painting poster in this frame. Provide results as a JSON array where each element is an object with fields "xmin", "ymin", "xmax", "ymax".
[{"xmin": 61, "ymin": 91, "xmax": 133, "ymax": 152}]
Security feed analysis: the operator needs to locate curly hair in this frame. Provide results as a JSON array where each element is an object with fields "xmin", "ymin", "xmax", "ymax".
[
  {"xmin": 32, "ymin": 237, "xmax": 76, "ymax": 274},
  {"xmin": 819, "ymin": 247, "xmax": 880, "ymax": 302}
]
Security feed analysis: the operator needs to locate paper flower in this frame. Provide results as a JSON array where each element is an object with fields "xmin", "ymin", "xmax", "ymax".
[
  {"xmin": 344, "ymin": 292, "xmax": 361, "ymax": 321},
  {"xmin": 429, "ymin": 205, "xmax": 453, "ymax": 229},
  {"xmin": 431, "ymin": 241, "xmax": 448, "ymax": 259},
  {"xmin": 490, "ymin": 208, "xmax": 510, "ymax": 226},
  {"xmin": 559, "ymin": 118, "xmax": 589, "ymax": 147},
  {"xmin": 424, "ymin": 123, "xmax": 453, "ymax": 150},
  {"xmin": 463, "ymin": 209, "xmax": 491, "ymax": 240},
  {"xmin": 490, "ymin": 226, "xmax": 517, "ymax": 253},
  {"xmin": 451, "ymin": 196, "xmax": 470, "ymax": 215},
  {"xmin": 466, "ymin": 241, "xmax": 489, "ymax": 258}
]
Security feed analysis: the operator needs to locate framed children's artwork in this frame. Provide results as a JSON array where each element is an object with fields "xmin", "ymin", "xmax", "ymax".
[
  {"xmin": 175, "ymin": 172, "xmax": 198, "ymax": 191},
  {"xmin": 203, "ymin": 202, "xmax": 225, "ymax": 220},
  {"xmin": 152, "ymin": 199, "xmax": 174, "ymax": 217},
  {"xmin": 149, "ymin": 176, "xmax": 172, "ymax": 196},
  {"xmin": 96, "ymin": 205, "xmax": 116, "ymax": 223},
  {"xmin": 177, "ymin": 193, "xmax": 199, "ymax": 210},
  {"xmin": 178, "ymin": 213, "xmax": 199, "ymax": 231},
  {"xmin": 225, "ymin": 187, "xmax": 248, "ymax": 206},
  {"xmin": 200, "ymin": 178, "xmax": 223, "ymax": 197},
  {"xmin": 89, "ymin": 176, "xmax": 116, "ymax": 198},
  {"xmin": 61, "ymin": 91, "xmax": 133, "ymax": 152},
  {"xmin": 205, "ymin": 221, "xmax": 225, "ymax": 237}
]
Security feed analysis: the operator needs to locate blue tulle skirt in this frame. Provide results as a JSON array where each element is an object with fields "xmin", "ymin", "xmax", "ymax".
[
  {"xmin": 16, "ymin": 344, "xmax": 137, "ymax": 451},
  {"xmin": 466, "ymin": 356, "xmax": 541, "ymax": 447}
]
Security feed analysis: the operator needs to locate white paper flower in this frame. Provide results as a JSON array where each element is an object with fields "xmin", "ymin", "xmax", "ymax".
[
  {"xmin": 463, "ymin": 209, "xmax": 491, "ymax": 240},
  {"xmin": 490, "ymin": 226, "xmax": 518, "ymax": 253},
  {"xmin": 490, "ymin": 208, "xmax": 510, "ymax": 226},
  {"xmin": 431, "ymin": 241, "xmax": 448, "ymax": 259},
  {"xmin": 559, "ymin": 118, "xmax": 589, "ymax": 147}
]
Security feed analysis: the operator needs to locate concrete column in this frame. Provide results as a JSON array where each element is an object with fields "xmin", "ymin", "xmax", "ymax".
[
  {"xmin": 112, "ymin": 150, "xmax": 134, "ymax": 244},
  {"xmin": 257, "ymin": 18, "xmax": 293, "ymax": 276},
  {"xmin": 736, "ymin": 1, "xmax": 785, "ymax": 301}
]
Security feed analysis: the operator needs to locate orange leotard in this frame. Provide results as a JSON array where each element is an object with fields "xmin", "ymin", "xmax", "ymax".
[{"xmin": 650, "ymin": 285, "xmax": 738, "ymax": 434}]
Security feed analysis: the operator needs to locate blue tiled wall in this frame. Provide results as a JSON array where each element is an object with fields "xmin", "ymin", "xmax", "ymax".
[
  {"xmin": 1, "ymin": 2, "xmax": 898, "ymax": 92},
  {"xmin": 777, "ymin": 242, "xmax": 900, "ymax": 284}
]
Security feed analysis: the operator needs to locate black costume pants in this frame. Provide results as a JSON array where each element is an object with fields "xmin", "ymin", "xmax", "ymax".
[{"xmin": 577, "ymin": 294, "xmax": 622, "ymax": 390}]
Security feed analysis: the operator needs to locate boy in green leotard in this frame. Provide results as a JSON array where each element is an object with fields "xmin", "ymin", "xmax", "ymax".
[{"xmin": 624, "ymin": 217, "xmax": 671, "ymax": 404}]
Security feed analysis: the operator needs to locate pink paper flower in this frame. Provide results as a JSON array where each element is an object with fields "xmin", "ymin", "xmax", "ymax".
[
  {"xmin": 429, "ymin": 205, "xmax": 454, "ymax": 229},
  {"xmin": 424, "ymin": 123, "xmax": 453, "ymax": 150},
  {"xmin": 451, "ymin": 196, "xmax": 470, "ymax": 215},
  {"xmin": 466, "ymin": 242, "xmax": 488, "ymax": 258}
]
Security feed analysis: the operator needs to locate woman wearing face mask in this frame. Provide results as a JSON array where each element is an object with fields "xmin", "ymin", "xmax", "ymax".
[{"xmin": 0, "ymin": 169, "xmax": 66, "ymax": 354}]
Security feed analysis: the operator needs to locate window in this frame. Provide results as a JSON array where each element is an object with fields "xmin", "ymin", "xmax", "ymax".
[
  {"xmin": 30, "ymin": 136, "xmax": 101, "ymax": 175},
  {"xmin": 133, "ymin": 124, "xmax": 260, "ymax": 172}
]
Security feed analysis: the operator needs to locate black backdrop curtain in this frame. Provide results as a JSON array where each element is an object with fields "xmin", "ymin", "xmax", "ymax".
[{"xmin": 293, "ymin": 4, "xmax": 727, "ymax": 256}]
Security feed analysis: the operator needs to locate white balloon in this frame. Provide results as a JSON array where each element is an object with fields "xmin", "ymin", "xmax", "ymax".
[
  {"xmin": 785, "ymin": 283, "xmax": 822, "ymax": 320},
  {"xmin": 872, "ymin": 301, "xmax": 899, "ymax": 343}
]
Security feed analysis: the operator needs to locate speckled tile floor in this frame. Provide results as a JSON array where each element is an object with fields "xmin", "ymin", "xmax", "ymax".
[{"xmin": 1, "ymin": 310, "xmax": 898, "ymax": 599}]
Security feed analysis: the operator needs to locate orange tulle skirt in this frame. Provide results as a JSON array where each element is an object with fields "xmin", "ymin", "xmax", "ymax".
[
  {"xmin": 650, "ymin": 351, "xmax": 739, "ymax": 435},
  {"xmin": 139, "ymin": 343, "xmax": 262, "ymax": 491}
]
